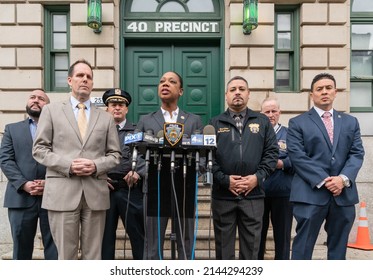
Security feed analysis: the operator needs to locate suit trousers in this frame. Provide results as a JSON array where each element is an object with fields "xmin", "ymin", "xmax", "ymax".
[
  {"xmin": 8, "ymin": 196, "xmax": 57, "ymax": 260},
  {"xmin": 48, "ymin": 193, "xmax": 106, "ymax": 260},
  {"xmin": 258, "ymin": 196, "xmax": 293, "ymax": 260},
  {"xmin": 102, "ymin": 187, "xmax": 144, "ymax": 260},
  {"xmin": 212, "ymin": 198, "xmax": 264, "ymax": 260},
  {"xmin": 291, "ymin": 199, "xmax": 355, "ymax": 260}
]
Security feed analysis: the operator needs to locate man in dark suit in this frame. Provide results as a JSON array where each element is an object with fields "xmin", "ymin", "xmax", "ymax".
[
  {"xmin": 32, "ymin": 59, "xmax": 121, "ymax": 259},
  {"xmin": 136, "ymin": 71, "xmax": 203, "ymax": 260},
  {"xmin": 0, "ymin": 89, "xmax": 57, "ymax": 260},
  {"xmin": 287, "ymin": 73, "xmax": 365, "ymax": 260}
]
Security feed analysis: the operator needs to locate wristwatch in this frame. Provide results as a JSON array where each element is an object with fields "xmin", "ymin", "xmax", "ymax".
[{"xmin": 339, "ymin": 174, "xmax": 351, "ymax": 188}]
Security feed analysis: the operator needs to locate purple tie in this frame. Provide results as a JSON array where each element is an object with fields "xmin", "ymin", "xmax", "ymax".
[{"xmin": 322, "ymin": 112, "xmax": 333, "ymax": 144}]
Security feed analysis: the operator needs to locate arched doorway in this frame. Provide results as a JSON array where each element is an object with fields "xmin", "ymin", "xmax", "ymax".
[{"xmin": 120, "ymin": 0, "xmax": 224, "ymax": 125}]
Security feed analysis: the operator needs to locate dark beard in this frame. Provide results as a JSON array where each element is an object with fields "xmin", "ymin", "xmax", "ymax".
[{"xmin": 26, "ymin": 105, "xmax": 41, "ymax": 118}]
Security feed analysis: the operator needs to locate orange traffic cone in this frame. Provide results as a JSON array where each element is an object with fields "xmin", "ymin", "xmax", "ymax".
[{"xmin": 348, "ymin": 201, "xmax": 373, "ymax": 250}]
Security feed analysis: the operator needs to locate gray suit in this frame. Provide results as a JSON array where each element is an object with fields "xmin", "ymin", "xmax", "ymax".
[
  {"xmin": 136, "ymin": 109, "xmax": 203, "ymax": 259},
  {"xmin": 32, "ymin": 100, "xmax": 121, "ymax": 259},
  {"xmin": 0, "ymin": 119, "xmax": 57, "ymax": 259}
]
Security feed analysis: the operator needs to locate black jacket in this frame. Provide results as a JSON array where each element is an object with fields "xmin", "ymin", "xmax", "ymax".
[
  {"xmin": 108, "ymin": 121, "xmax": 145, "ymax": 183},
  {"xmin": 209, "ymin": 108, "xmax": 278, "ymax": 200}
]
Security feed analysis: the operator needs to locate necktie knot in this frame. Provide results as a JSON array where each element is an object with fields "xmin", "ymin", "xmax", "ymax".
[
  {"xmin": 78, "ymin": 103, "xmax": 86, "ymax": 110},
  {"xmin": 322, "ymin": 111, "xmax": 331, "ymax": 119}
]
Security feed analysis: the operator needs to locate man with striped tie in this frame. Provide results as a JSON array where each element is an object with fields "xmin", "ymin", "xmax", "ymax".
[{"xmin": 287, "ymin": 73, "xmax": 365, "ymax": 259}]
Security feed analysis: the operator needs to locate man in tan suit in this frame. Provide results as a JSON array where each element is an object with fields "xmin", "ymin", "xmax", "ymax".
[{"xmin": 32, "ymin": 59, "xmax": 121, "ymax": 260}]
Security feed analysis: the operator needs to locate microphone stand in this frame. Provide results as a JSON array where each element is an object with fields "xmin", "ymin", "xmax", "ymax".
[
  {"xmin": 170, "ymin": 150, "xmax": 177, "ymax": 260},
  {"xmin": 142, "ymin": 148, "xmax": 150, "ymax": 258}
]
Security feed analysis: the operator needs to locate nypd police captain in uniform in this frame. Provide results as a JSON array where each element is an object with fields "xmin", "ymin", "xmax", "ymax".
[{"xmin": 101, "ymin": 88, "xmax": 146, "ymax": 260}]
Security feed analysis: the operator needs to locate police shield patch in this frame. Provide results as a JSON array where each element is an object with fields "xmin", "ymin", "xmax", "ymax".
[{"xmin": 164, "ymin": 122, "xmax": 184, "ymax": 147}]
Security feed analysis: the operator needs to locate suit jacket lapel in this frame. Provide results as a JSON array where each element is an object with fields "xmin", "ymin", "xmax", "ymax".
[
  {"xmin": 154, "ymin": 109, "xmax": 166, "ymax": 130},
  {"xmin": 309, "ymin": 108, "xmax": 333, "ymax": 150},
  {"xmin": 85, "ymin": 103, "xmax": 99, "ymax": 143},
  {"xmin": 332, "ymin": 109, "xmax": 342, "ymax": 154},
  {"xmin": 62, "ymin": 100, "xmax": 82, "ymax": 142},
  {"xmin": 22, "ymin": 119, "xmax": 33, "ymax": 149},
  {"xmin": 177, "ymin": 109, "xmax": 188, "ymax": 124}
]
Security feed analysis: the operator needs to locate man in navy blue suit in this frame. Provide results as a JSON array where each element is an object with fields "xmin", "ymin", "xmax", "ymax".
[
  {"xmin": 287, "ymin": 73, "xmax": 365, "ymax": 260},
  {"xmin": 0, "ymin": 89, "xmax": 57, "ymax": 260}
]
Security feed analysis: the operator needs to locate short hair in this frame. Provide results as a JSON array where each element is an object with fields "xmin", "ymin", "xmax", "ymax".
[
  {"xmin": 261, "ymin": 96, "xmax": 280, "ymax": 110},
  {"xmin": 226, "ymin": 76, "xmax": 249, "ymax": 92},
  {"xmin": 31, "ymin": 88, "xmax": 50, "ymax": 104},
  {"xmin": 68, "ymin": 59, "xmax": 93, "ymax": 78},
  {"xmin": 310, "ymin": 73, "xmax": 336, "ymax": 91}
]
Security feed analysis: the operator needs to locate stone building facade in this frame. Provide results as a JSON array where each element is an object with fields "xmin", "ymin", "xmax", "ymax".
[{"xmin": 0, "ymin": 1, "xmax": 372, "ymax": 253}]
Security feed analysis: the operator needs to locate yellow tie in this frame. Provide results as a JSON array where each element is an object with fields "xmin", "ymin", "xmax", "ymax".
[{"xmin": 77, "ymin": 103, "xmax": 87, "ymax": 139}]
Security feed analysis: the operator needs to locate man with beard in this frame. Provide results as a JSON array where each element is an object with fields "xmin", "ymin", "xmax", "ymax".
[
  {"xmin": 0, "ymin": 89, "xmax": 58, "ymax": 259},
  {"xmin": 209, "ymin": 76, "xmax": 278, "ymax": 259}
]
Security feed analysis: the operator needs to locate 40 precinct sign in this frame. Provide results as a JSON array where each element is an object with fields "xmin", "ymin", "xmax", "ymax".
[{"xmin": 125, "ymin": 21, "xmax": 220, "ymax": 33}]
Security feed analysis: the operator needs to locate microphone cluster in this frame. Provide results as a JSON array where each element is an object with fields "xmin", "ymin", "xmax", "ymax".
[{"xmin": 124, "ymin": 125, "xmax": 216, "ymax": 182}]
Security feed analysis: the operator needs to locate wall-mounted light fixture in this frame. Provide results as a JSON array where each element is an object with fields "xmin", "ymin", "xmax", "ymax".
[
  {"xmin": 87, "ymin": 0, "xmax": 102, "ymax": 33},
  {"xmin": 243, "ymin": 0, "xmax": 258, "ymax": 35}
]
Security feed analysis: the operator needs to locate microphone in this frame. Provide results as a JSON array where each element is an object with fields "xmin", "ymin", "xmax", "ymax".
[
  {"xmin": 127, "ymin": 129, "xmax": 143, "ymax": 171},
  {"xmin": 124, "ymin": 129, "xmax": 143, "ymax": 144},
  {"xmin": 143, "ymin": 129, "xmax": 158, "ymax": 143},
  {"xmin": 183, "ymin": 154, "xmax": 187, "ymax": 178},
  {"xmin": 156, "ymin": 130, "xmax": 164, "ymax": 169},
  {"xmin": 157, "ymin": 130, "xmax": 164, "ymax": 145},
  {"xmin": 191, "ymin": 129, "xmax": 202, "ymax": 172},
  {"xmin": 182, "ymin": 133, "xmax": 190, "ymax": 146},
  {"xmin": 203, "ymin": 125, "xmax": 216, "ymax": 186},
  {"xmin": 191, "ymin": 129, "xmax": 203, "ymax": 146},
  {"xmin": 143, "ymin": 129, "xmax": 155, "ymax": 163},
  {"xmin": 203, "ymin": 125, "xmax": 217, "ymax": 171},
  {"xmin": 203, "ymin": 125, "xmax": 217, "ymax": 148},
  {"xmin": 170, "ymin": 150, "xmax": 176, "ymax": 172},
  {"xmin": 132, "ymin": 145, "xmax": 138, "ymax": 171}
]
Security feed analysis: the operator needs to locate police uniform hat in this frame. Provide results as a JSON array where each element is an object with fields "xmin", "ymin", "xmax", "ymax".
[{"xmin": 102, "ymin": 88, "xmax": 132, "ymax": 106}]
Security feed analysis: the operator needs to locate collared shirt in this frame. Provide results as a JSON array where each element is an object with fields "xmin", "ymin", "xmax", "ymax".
[
  {"xmin": 274, "ymin": 123, "xmax": 281, "ymax": 134},
  {"xmin": 161, "ymin": 106, "xmax": 179, "ymax": 123},
  {"xmin": 117, "ymin": 119, "xmax": 127, "ymax": 130},
  {"xmin": 314, "ymin": 106, "xmax": 334, "ymax": 127},
  {"xmin": 228, "ymin": 108, "xmax": 247, "ymax": 120},
  {"xmin": 70, "ymin": 96, "xmax": 91, "ymax": 121},
  {"xmin": 29, "ymin": 117, "xmax": 38, "ymax": 140}
]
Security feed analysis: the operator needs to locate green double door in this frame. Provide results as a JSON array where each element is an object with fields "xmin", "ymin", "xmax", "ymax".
[{"xmin": 124, "ymin": 42, "xmax": 222, "ymax": 125}]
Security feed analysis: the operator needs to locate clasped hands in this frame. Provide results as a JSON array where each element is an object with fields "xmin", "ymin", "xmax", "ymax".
[
  {"xmin": 229, "ymin": 174, "xmax": 258, "ymax": 196},
  {"xmin": 323, "ymin": 176, "xmax": 344, "ymax": 196},
  {"xmin": 23, "ymin": 180, "xmax": 45, "ymax": 196},
  {"xmin": 70, "ymin": 158, "xmax": 96, "ymax": 176}
]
